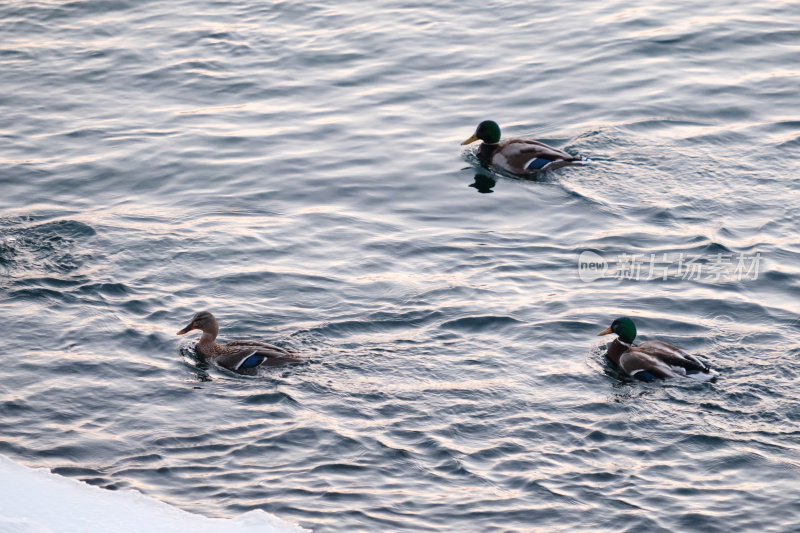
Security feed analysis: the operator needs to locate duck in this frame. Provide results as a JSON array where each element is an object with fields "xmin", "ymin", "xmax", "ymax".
[
  {"xmin": 177, "ymin": 311, "xmax": 301, "ymax": 373},
  {"xmin": 461, "ymin": 120, "xmax": 583, "ymax": 175},
  {"xmin": 597, "ymin": 317, "xmax": 717, "ymax": 382}
]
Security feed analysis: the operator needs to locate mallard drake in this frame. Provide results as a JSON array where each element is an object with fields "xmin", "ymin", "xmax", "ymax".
[
  {"xmin": 597, "ymin": 317, "xmax": 717, "ymax": 382},
  {"xmin": 177, "ymin": 311, "xmax": 301, "ymax": 373},
  {"xmin": 461, "ymin": 120, "xmax": 583, "ymax": 175}
]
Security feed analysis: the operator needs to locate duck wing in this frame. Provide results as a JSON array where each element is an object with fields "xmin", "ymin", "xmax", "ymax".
[
  {"xmin": 619, "ymin": 341, "xmax": 715, "ymax": 381},
  {"xmin": 618, "ymin": 348, "xmax": 680, "ymax": 380},
  {"xmin": 637, "ymin": 341, "xmax": 711, "ymax": 373},
  {"xmin": 216, "ymin": 343, "xmax": 301, "ymax": 372},
  {"xmin": 226, "ymin": 339, "xmax": 297, "ymax": 354},
  {"xmin": 493, "ymin": 139, "xmax": 581, "ymax": 173}
]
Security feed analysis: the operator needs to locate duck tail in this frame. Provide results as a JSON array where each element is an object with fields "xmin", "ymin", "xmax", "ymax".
[{"xmin": 687, "ymin": 367, "xmax": 719, "ymax": 382}]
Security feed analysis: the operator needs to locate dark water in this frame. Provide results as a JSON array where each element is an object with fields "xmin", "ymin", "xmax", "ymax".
[{"xmin": 2, "ymin": 0, "xmax": 800, "ymax": 531}]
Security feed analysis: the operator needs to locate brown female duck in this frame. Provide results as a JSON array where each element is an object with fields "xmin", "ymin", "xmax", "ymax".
[
  {"xmin": 462, "ymin": 120, "xmax": 583, "ymax": 175},
  {"xmin": 597, "ymin": 317, "xmax": 717, "ymax": 382},
  {"xmin": 177, "ymin": 311, "xmax": 301, "ymax": 373}
]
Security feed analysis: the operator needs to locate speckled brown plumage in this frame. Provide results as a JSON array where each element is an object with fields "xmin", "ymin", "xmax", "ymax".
[{"xmin": 177, "ymin": 311, "xmax": 301, "ymax": 373}]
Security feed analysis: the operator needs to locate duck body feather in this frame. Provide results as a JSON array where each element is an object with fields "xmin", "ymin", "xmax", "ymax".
[
  {"xmin": 480, "ymin": 139, "xmax": 582, "ymax": 175},
  {"xmin": 178, "ymin": 311, "xmax": 301, "ymax": 374},
  {"xmin": 606, "ymin": 338, "xmax": 717, "ymax": 382},
  {"xmin": 196, "ymin": 338, "xmax": 300, "ymax": 372},
  {"xmin": 463, "ymin": 121, "xmax": 583, "ymax": 176}
]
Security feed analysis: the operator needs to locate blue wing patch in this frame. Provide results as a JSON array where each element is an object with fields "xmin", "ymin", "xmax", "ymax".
[
  {"xmin": 631, "ymin": 370, "xmax": 657, "ymax": 382},
  {"xmin": 237, "ymin": 353, "xmax": 265, "ymax": 369},
  {"xmin": 525, "ymin": 157, "xmax": 553, "ymax": 170}
]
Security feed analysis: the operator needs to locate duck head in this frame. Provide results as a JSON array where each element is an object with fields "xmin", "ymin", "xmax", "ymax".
[
  {"xmin": 177, "ymin": 310, "xmax": 219, "ymax": 339},
  {"xmin": 462, "ymin": 120, "xmax": 501, "ymax": 145},
  {"xmin": 597, "ymin": 317, "xmax": 637, "ymax": 344}
]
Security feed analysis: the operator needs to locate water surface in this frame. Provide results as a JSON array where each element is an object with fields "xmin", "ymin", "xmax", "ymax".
[{"xmin": 1, "ymin": 0, "xmax": 799, "ymax": 531}]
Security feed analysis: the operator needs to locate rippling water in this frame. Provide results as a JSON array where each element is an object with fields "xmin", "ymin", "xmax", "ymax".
[{"xmin": 2, "ymin": 0, "xmax": 800, "ymax": 531}]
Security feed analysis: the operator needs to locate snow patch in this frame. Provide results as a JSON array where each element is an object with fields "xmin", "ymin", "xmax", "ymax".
[{"xmin": 0, "ymin": 454, "xmax": 309, "ymax": 533}]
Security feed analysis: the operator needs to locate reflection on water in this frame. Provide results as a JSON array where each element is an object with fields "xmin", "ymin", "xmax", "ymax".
[{"xmin": 469, "ymin": 173, "xmax": 496, "ymax": 194}]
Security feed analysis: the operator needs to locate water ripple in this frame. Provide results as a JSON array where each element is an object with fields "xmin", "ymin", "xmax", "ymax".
[{"xmin": 2, "ymin": 0, "xmax": 800, "ymax": 532}]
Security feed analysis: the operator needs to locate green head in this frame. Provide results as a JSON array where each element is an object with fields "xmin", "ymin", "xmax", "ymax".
[
  {"xmin": 597, "ymin": 317, "xmax": 637, "ymax": 344},
  {"xmin": 462, "ymin": 120, "xmax": 501, "ymax": 145}
]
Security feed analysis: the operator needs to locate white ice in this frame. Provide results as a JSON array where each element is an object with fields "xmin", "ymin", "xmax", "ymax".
[{"xmin": 0, "ymin": 454, "xmax": 309, "ymax": 533}]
